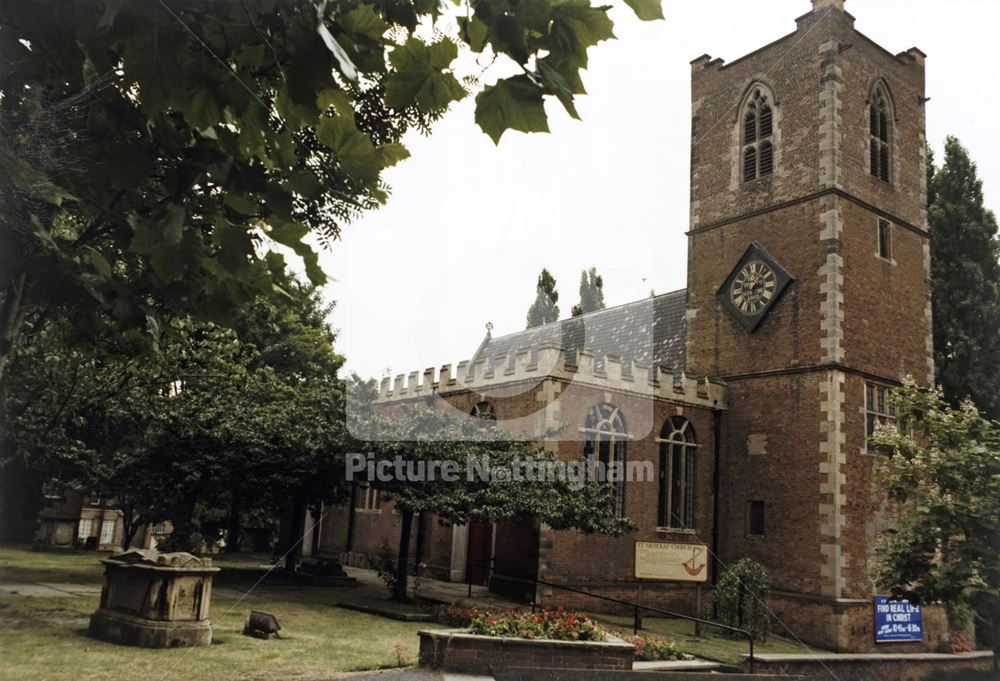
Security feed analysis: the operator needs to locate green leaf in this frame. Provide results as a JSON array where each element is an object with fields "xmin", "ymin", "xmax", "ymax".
[
  {"xmin": 149, "ymin": 246, "xmax": 186, "ymax": 282},
  {"xmin": 624, "ymin": 0, "xmax": 664, "ymax": 21},
  {"xmin": 97, "ymin": 0, "xmax": 128, "ymax": 30},
  {"xmin": 384, "ymin": 38, "xmax": 466, "ymax": 114},
  {"xmin": 316, "ymin": 115, "xmax": 381, "ymax": 181},
  {"xmin": 378, "ymin": 143, "xmax": 411, "ymax": 168},
  {"xmin": 475, "ymin": 75, "xmax": 549, "ymax": 145},
  {"xmin": 537, "ymin": 60, "xmax": 579, "ymax": 120},
  {"xmin": 269, "ymin": 220, "xmax": 309, "ymax": 249},
  {"xmin": 339, "ymin": 4, "xmax": 390, "ymax": 40},
  {"xmin": 316, "ymin": 88, "xmax": 355, "ymax": 118},
  {"xmin": 161, "ymin": 205, "xmax": 185, "ymax": 247},
  {"xmin": 83, "ymin": 246, "xmax": 113, "ymax": 279},
  {"xmin": 457, "ymin": 16, "xmax": 489, "ymax": 52},
  {"xmin": 549, "ymin": 1, "xmax": 615, "ymax": 69},
  {"xmin": 516, "ymin": 0, "xmax": 552, "ymax": 32}
]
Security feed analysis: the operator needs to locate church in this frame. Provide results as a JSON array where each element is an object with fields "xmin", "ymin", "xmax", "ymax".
[{"xmin": 314, "ymin": 0, "xmax": 940, "ymax": 653}]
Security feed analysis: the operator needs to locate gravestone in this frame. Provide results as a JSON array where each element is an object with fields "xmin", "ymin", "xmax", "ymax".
[{"xmin": 88, "ymin": 549, "xmax": 220, "ymax": 647}]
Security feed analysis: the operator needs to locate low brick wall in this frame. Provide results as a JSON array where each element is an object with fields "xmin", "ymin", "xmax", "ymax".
[
  {"xmin": 741, "ymin": 651, "xmax": 995, "ymax": 681},
  {"xmin": 418, "ymin": 629, "xmax": 635, "ymax": 675}
]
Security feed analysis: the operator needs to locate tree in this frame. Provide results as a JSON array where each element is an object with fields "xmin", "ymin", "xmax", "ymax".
[
  {"xmin": 348, "ymin": 387, "xmax": 634, "ymax": 601},
  {"xmin": 3, "ymin": 286, "xmax": 347, "ymax": 558},
  {"xmin": 871, "ymin": 381, "xmax": 1000, "ymax": 668},
  {"xmin": 929, "ymin": 136, "xmax": 1000, "ymax": 419},
  {"xmin": 0, "ymin": 0, "xmax": 662, "ymax": 395},
  {"xmin": 571, "ymin": 266, "xmax": 605, "ymax": 316},
  {"xmin": 526, "ymin": 268, "xmax": 560, "ymax": 328}
]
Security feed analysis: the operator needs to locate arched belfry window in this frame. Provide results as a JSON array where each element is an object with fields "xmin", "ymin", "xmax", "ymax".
[
  {"xmin": 657, "ymin": 417, "xmax": 697, "ymax": 529},
  {"xmin": 582, "ymin": 403, "xmax": 628, "ymax": 517},
  {"xmin": 471, "ymin": 401, "xmax": 496, "ymax": 420},
  {"xmin": 869, "ymin": 84, "xmax": 892, "ymax": 182},
  {"xmin": 742, "ymin": 87, "xmax": 775, "ymax": 182}
]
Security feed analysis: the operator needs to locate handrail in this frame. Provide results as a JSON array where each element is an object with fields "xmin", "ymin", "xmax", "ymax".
[{"xmin": 480, "ymin": 565, "xmax": 756, "ymax": 673}]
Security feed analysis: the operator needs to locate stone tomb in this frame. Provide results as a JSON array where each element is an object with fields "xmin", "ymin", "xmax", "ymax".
[{"xmin": 88, "ymin": 549, "xmax": 220, "ymax": 647}]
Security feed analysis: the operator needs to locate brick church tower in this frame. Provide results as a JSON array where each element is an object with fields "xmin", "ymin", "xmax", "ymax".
[{"xmin": 685, "ymin": 0, "xmax": 934, "ymax": 651}]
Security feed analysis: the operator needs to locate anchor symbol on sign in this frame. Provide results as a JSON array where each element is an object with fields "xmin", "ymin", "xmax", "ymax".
[{"xmin": 682, "ymin": 546, "xmax": 706, "ymax": 577}]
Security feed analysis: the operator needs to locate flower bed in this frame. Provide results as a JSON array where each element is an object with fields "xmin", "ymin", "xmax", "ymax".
[
  {"xmin": 618, "ymin": 632, "xmax": 692, "ymax": 662},
  {"xmin": 433, "ymin": 605, "xmax": 604, "ymax": 640},
  {"xmin": 423, "ymin": 607, "xmax": 633, "ymax": 673}
]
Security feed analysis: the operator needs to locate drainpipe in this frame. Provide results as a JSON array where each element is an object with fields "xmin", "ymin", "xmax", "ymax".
[
  {"xmin": 711, "ymin": 401, "xmax": 722, "ymax": 586},
  {"xmin": 345, "ymin": 483, "xmax": 358, "ymax": 553}
]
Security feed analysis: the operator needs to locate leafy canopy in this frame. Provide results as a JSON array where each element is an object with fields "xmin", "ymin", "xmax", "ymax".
[{"xmin": 0, "ymin": 0, "xmax": 662, "ymax": 368}]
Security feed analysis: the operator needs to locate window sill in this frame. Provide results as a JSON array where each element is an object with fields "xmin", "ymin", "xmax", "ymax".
[
  {"xmin": 741, "ymin": 174, "xmax": 775, "ymax": 188},
  {"xmin": 655, "ymin": 527, "xmax": 698, "ymax": 535},
  {"xmin": 875, "ymin": 254, "xmax": 896, "ymax": 266}
]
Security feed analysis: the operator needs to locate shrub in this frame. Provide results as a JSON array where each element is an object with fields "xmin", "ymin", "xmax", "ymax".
[
  {"xmin": 948, "ymin": 631, "xmax": 973, "ymax": 653},
  {"xmin": 618, "ymin": 633, "xmax": 690, "ymax": 661},
  {"xmin": 714, "ymin": 557, "xmax": 770, "ymax": 642}
]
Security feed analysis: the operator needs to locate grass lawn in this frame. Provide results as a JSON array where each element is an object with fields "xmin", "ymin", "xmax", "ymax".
[
  {"xmin": 590, "ymin": 611, "xmax": 829, "ymax": 665},
  {"xmin": 0, "ymin": 594, "xmax": 442, "ymax": 681},
  {"xmin": 0, "ymin": 545, "xmax": 443, "ymax": 681},
  {"xmin": 0, "ymin": 545, "xmax": 109, "ymax": 584}
]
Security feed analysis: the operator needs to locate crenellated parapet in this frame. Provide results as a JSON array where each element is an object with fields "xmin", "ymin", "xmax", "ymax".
[{"xmin": 375, "ymin": 343, "xmax": 726, "ymax": 409}]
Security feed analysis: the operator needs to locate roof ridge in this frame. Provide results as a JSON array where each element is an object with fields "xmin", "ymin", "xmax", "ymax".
[{"xmin": 490, "ymin": 287, "xmax": 688, "ymax": 342}]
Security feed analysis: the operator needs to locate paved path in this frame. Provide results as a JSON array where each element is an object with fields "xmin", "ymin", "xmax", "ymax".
[
  {"xmin": 0, "ymin": 581, "xmax": 102, "ymax": 598},
  {"xmin": 337, "ymin": 672, "xmax": 492, "ymax": 681}
]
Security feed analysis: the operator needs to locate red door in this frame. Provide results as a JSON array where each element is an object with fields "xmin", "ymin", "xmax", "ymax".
[{"xmin": 465, "ymin": 522, "xmax": 493, "ymax": 586}]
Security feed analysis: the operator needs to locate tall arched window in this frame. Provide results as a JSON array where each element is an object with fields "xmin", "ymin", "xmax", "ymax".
[
  {"xmin": 869, "ymin": 84, "xmax": 892, "ymax": 182},
  {"xmin": 742, "ymin": 87, "xmax": 774, "ymax": 182},
  {"xmin": 582, "ymin": 403, "xmax": 627, "ymax": 517},
  {"xmin": 657, "ymin": 417, "xmax": 696, "ymax": 529}
]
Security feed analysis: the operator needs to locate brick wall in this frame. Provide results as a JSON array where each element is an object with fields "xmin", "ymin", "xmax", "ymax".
[{"xmin": 685, "ymin": 2, "xmax": 932, "ymax": 653}]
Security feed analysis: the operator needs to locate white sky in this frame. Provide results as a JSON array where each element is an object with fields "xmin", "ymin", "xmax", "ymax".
[{"xmin": 319, "ymin": 0, "xmax": 1000, "ymax": 380}]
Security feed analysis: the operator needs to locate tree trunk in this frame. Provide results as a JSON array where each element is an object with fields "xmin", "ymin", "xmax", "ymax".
[
  {"xmin": 283, "ymin": 494, "xmax": 305, "ymax": 575},
  {"xmin": 224, "ymin": 487, "xmax": 242, "ymax": 553},
  {"xmin": 392, "ymin": 508, "xmax": 414, "ymax": 603},
  {"xmin": 120, "ymin": 509, "xmax": 143, "ymax": 550},
  {"xmin": 170, "ymin": 496, "xmax": 197, "ymax": 551},
  {"xmin": 0, "ymin": 273, "xmax": 29, "ymax": 393}
]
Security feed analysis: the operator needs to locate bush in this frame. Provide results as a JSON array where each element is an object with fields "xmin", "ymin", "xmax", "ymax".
[
  {"xmin": 714, "ymin": 557, "xmax": 770, "ymax": 642},
  {"xmin": 619, "ymin": 633, "xmax": 690, "ymax": 661},
  {"xmin": 461, "ymin": 608, "xmax": 606, "ymax": 642}
]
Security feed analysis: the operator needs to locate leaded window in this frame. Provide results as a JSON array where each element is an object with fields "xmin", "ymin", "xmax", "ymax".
[
  {"xmin": 657, "ymin": 417, "xmax": 697, "ymax": 529},
  {"xmin": 742, "ymin": 88, "xmax": 775, "ymax": 182},
  {"xmin": 582, "ymin": 403, "xmax": 627, "ymax": 517},
  {"xmin": 870, "ymin": 87, "xmax": 891, "ymax": 182}
]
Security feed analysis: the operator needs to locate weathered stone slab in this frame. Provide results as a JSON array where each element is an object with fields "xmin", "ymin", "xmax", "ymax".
[{"xmin": 87, "ymin": 549, "xmax": 220, "ymax": 648}]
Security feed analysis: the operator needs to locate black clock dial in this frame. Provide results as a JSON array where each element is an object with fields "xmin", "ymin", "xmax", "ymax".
[
  {"xmin": 717, "ymin": 244, "xmax": 793, "ymax": 332},
  {"xmin": 730, "ymin": 260, "xmax": 777, "ymax": 315}
]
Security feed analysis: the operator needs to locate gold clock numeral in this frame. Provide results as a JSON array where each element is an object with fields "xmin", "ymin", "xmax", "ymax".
[{"xmin": 730, "ymin": 260, "xmax": 775, "ymax": 316}]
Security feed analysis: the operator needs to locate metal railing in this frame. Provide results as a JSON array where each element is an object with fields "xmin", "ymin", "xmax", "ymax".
[{"xmin": 464, "ymin": 558, "xmax": 756, "ymax": 673}]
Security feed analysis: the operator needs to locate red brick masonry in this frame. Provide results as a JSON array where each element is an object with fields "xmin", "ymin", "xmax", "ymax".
[
  {"xmin": 417, "ymin": 629, "xmax": 635, "ymax": 675},
  {"xmin": 741, "ymin": 651, "xmax": 995, "ymax": 681}
]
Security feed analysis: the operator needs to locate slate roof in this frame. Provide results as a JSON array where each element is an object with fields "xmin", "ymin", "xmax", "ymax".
[{"xmin": 475, "ymin": 289, "xmax": 688, "ymax": 372}]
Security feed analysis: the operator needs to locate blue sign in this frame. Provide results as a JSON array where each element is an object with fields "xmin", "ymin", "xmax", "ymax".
[{"xmin": 874, "ymin": 596, "xmax": 923, "ymax": 643}]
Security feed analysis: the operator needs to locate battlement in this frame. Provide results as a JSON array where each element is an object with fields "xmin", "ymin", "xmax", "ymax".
[{"xmin": 375, "ymin": 343, "xmax": 726, "ymax": 409}]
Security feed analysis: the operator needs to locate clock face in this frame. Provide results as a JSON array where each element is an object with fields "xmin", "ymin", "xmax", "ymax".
[
  {"xmin": 730, "ymin": 260, "xmax": 777, "ymax": 315},
  {"xmin": 717, "ymin": 244, "xmax": 792, "ymax": 332}
]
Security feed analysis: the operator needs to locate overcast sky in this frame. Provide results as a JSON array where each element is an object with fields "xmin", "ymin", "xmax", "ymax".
[{"xmin": 318, "ymin": 0, "xmax": 1000, "ymax": 381}]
